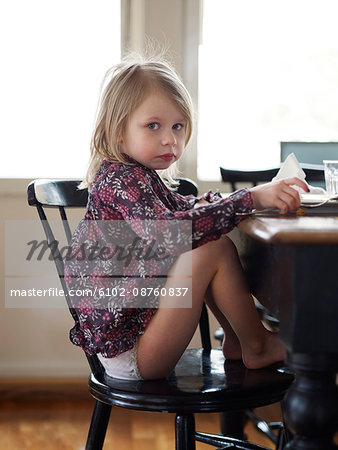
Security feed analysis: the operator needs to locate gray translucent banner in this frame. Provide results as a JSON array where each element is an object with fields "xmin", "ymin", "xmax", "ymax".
[{"xmin": 6, "ymin": 220, "xmax": 193, "ymax": 309}]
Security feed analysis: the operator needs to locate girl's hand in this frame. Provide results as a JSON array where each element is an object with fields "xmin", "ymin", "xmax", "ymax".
[{"xmin": 250, "ymin": 177, "xmax": 310, "ymax": 214}]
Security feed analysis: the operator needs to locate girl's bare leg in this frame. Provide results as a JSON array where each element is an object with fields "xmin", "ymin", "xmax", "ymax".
[
  {"xmin": 201, "ymin": 237, "xmax": 285, "ymax": 368},
  {"xmin": 137, "ymin": 236, "xmax": 285, "ymax": 379},
  {"xmin": 204, "ymin": 286, "xmax": 242, "ymax": 360}
]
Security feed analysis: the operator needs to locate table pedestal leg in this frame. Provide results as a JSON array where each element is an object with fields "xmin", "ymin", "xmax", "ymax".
[{"xmin": 284, "ymin": 353, "xmax": 338, "ymax": 450}]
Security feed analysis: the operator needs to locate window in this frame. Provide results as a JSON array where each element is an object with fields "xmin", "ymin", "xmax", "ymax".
[
  {"xmin": 198, "ymin": 0, "xmax": 338, "ymax": 180},
  {"xmin": 0, "ymin": 0, "xmax": 120, "ymax": 178}
]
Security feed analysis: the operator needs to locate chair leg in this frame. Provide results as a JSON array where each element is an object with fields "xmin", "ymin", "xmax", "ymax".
[
  {"xmin": 276, "ymin": 426, "xmax": 285, "ymax": 450},
  {"xmin": 85, "ymin": 400, "xmax": 112, "ymax": 450},
  {"xmin": 220, "ymin": 410, "xmax": 247, "ymax": 439},
  {"xmin": 175, "ymin": 413, "xmax": 196, "ymax": 450}
]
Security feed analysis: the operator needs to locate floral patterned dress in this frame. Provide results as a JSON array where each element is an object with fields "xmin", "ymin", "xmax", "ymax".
[{"xmin": 64, "ymin": 157, "xmax": 253, "ymax": 358}]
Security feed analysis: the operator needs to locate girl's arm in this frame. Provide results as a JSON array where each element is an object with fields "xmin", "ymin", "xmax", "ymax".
[
  {"xmin": 173, "ymin": 189, "xmax": 223, "ymax": 210},
  {"xmin": 96, "ymin": 165, "xmax": 308, "ymax": 257},
  {"xmin": 94, "ymin": 165, "xmax": 252, "ymax": 255},
  {"xmin": 120, "ymin": 184, "xmax": 253, "ymax": 252}
]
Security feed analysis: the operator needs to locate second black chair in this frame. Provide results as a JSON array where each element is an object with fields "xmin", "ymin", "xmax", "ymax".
[{"xmin": 220, "ymin": 164, "xmax": 324, "ymax": 192}]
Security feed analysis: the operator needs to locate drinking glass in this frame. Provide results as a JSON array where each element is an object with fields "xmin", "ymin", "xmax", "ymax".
[{"xmin": 324, "ymin": 160, "xmax": 338, "ymax": 196}]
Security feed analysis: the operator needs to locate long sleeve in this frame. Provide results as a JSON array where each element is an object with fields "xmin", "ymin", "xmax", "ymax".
[
  {"xmin": 169, "ymin": 188, "xmax": 223, "ymax": 210},
  {"xmin": 93, "ymin": 162, "xmax": 253, "ymax": 254}
]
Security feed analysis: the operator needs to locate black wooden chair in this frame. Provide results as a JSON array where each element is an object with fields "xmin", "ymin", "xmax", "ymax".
[
  {"xmin": 27, "ymin": 178, "xmax": 294, "ymax": 450},
  {"xmin": 220, "ymin": 164, "xmax": 324, "ymax": 192}
]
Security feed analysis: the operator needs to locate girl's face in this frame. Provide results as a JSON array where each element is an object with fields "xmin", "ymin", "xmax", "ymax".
[{"xmin": 120, "ymin": 90, "xmax": 187, "ymax": 170}]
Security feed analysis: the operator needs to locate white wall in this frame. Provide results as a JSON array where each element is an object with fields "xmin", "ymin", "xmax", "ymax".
[{"xmin": 0, "ymin": 183, "xmax": 89, "ymax": 377}]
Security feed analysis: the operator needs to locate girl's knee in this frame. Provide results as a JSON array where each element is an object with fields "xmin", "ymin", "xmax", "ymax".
[
  {"xmin": 197, "ymin": 235, "xmax": 236, "ymax": 258},
  {"xmin": 218, "ymin": 235, "xmax": 236, "ymax": 251},
  {"xmin": 191, "ymin": 236, "xmax": 235, "ymax": 276}
]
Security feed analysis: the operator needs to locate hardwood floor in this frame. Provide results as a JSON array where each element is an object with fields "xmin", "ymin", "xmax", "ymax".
[{"xmin": 0, "ymin": 378, "xmax": 282, "ymax": 449}]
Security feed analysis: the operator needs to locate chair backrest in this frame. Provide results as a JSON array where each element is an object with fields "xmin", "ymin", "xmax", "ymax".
[
  {"xmin": 174, "ymin": 177, "xmax": 198, "ymax": 196},
  {"xmin": 27, "ymin": 177, "xmax": 210, "ymax": 379},
  {"xmin": 220, "ymin": 164, "xmax": 325, "ymax": 191},
  {"xmin": 27, "ymin": 179, "xmax": 103, "ymax": 377},
  {"xmin": 220, "ymin": 167, "xmax": 279, "ymax": 192}
]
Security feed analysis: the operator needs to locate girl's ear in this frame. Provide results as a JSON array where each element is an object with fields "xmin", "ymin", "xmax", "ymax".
[
  {"xmin": 117, "ymin": 131, "xmax": 124, "ymax": 143},
  {"xmin": 116, "ymin": 135, "xmax": 123, "ymax": 146},
  {"xmin": 116, "ymin": 134, "xmax": 124, "ymax": 152}
]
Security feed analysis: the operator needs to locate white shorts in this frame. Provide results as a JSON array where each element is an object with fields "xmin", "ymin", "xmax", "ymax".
[{"xmin": 97, "ymin": 345, "xmax": 143, "ymax": 380}]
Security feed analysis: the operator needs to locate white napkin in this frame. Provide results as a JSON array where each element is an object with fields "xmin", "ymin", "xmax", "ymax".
[{"xmin": 273, "ymin": 153, "xmax": 325, "ymax": 195}]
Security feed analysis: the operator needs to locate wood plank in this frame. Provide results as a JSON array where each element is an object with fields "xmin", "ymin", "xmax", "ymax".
[
  {"xmin": 0, "ymin": 397, "xmax": 282, "ymax": 449},
  {"xmin": 0, "ymin": 378, "xmax": 301, "ymax": 449}
]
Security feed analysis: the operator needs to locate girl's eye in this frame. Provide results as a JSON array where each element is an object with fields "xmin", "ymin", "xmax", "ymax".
[
  {"xmin": 173, "ymin": 123, "xmax": 184, "ymax": 130},
  {"xmin": 147, "ymin": 122, "xmax": 159, "ymax": 130}
]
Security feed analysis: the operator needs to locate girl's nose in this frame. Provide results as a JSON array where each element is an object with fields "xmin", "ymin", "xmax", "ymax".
[{"xmin": 161, "ymin": 129, "xmax": 177, "ymax": 146}]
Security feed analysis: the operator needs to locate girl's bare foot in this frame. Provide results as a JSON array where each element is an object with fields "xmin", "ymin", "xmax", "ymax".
[{"xmin": 241, "ymin": 330, "xmax": 286, "ymax": 369}]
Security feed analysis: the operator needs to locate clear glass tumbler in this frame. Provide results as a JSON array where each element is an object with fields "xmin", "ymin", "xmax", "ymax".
[{"xmin": 324, "ymin": 160, "xmax": 338, "ymax": 196}]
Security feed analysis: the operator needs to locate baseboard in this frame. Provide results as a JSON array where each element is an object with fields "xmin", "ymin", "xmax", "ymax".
[
  {"xmin": 0, "ymin": 361, "xmax": 89, "ymax": 378},
  {"xmin": 0, "ymin": 377, "xmax": 90, "ymax": 401}
]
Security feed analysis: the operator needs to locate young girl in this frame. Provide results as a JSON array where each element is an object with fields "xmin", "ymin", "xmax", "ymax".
[{"xmin": 65, "ymin": 55, "xmax": 308, "ymax": 380}]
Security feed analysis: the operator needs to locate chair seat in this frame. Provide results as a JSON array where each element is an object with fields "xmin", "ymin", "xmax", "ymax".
[{"xmin": 88, "ymin": 349, "xmax": 294, "ymax": 414}]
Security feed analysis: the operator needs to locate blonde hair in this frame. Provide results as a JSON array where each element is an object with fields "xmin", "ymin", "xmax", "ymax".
[{"xmin": 81, "ymin": 54, "xmax": 194, "ymax": 189}]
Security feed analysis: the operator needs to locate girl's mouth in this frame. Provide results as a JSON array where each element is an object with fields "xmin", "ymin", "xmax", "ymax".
[{"xmin": 159, "ymin": 154, "xmax": 175, "ymax": 161}]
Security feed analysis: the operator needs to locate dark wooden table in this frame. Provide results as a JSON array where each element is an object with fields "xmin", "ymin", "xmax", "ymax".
[{"xmin": 235, "ymin": 214, "xmax": 338, "ymax": 450}]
